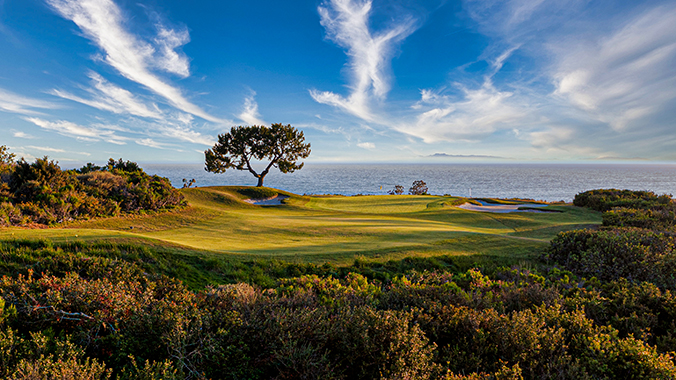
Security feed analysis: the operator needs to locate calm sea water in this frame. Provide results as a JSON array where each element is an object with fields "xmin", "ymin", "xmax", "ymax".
[{"xmin": 143, "ymin": 163, "xmax": 676, "ymax": 202}]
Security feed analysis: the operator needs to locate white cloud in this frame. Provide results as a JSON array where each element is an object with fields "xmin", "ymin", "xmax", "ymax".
[
  {"xmin": 130, "ymin": 115, "xmax": 216, "ymax": 146},
  {"xmin": 357, "ymin": 141, "xmax": 375, "ymax": 149},
  {"xmin": 310, "ymin": 0, "xmax": 418, "ymax": 120},
  {"xmin": 24, "ymin": 117, "xmax": 128, "ymax": 145},
  {"xmin": 552, "ymin": 4, "xmax": 676, "ymax": 131},
  {"xmin": 46, "ymin": 0, "xmax": 222, "ymax": 123},
  {"xmin": 456, "ymin": 0, "xmax": 676, "ymax": 159},
  {"xmin": 299, "ymin": 123, "xmax": 346, "ymax": 135},
  {"xmin": 400, "ymin": 82, "xmax": 528, "ymax": 143},
  {"xmin": 310, "ymin": 1, "xmax": 534, "ymax": 146},
  {"xmin": 26, "ymin": 145, "xmax": 66, "ymax": 153},
  {"xmin": 135, "ymin": 138, "xmax": 170, "ymax": 149},
  {"xmin": 12, "ymin": 130, "xmax": 34, "ymax": 139},
  {"xmin": 0, "ymin": 88, "xmax": 58, "ymax": 115},
  {"xmin": 528, "ymin": 127, "xmax": 574, "ymax": 149},
  {"xmin": 398, "ymin": 47, "xmax": 531, "ymax": 143},
  {"xmin": 51, "ymin": 72, "xmax": 162, "ymax": 119},
  {"xmin": 154, "ymin": 24, "xmax": 191, "ymax": 78},
  {"xmin": 463, "ymin": 0, "xmax": 584, "ymax": 39},
  {"xmin": 237, "ymin": 91, "xmax": 266, "ymax": 125},
  {"xmin": 25, "ymin": 145, "xmax": 91, "ymax": 155},
  {"xmin": 156, "ymin": 125, "xmax": 215, "ymax": 146}
]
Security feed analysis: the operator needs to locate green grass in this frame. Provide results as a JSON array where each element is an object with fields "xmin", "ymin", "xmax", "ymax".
[{"xmin": 0, "ymin": 186, "xmax": 601, "ymax": 271}]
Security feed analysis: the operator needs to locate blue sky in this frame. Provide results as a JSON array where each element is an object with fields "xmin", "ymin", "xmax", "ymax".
[{"xmin": 1, "ymin": 0, "xmax": 675, "ymax": 165}]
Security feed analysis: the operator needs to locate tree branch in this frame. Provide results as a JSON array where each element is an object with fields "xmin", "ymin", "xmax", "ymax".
[{"xmin": 242, "ymin": 152, "xmax": 260, "ymax": 178}]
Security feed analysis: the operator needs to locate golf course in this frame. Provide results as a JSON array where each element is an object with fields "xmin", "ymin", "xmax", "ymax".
[{"xmin": 0, "ymin": 186, "xmax": 601, "ymax": 267}]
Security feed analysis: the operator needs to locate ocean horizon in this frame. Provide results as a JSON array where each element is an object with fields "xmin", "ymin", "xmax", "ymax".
[{"xmin": 142, "ymin": 163, "xmax": 676, "ymax": 202}]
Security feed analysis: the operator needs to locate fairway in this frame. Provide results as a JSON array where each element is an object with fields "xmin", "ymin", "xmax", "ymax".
[{"xmin": 0, "ymin": 186, "xmax": 601, "ymax": 265}]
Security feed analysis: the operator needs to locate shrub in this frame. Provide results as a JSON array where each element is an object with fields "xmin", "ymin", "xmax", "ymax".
[
  {"xmin": 603, "ymin": 207, "xmax": 676, "ymax": 231},
  {"xmin": 545, "ymin": 228, "xmax": 676, "ymax": 288},
  {"xmin": 574, "ymin": 189, "xmax": 672, "ymax": 212},
  {"xmin": 388, "ymin": 185, "xmax": 404, "ymax": 195},
  {"xmin": 0, "ymin": 156, "xmax": 184, "ymax": 226},
  {"xmin": 409, "ymin": 180, "xmax": 428, "ymax": 195}
]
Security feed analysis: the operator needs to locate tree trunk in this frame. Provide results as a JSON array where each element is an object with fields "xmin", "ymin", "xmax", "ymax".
[{"xmin": 257, "ymin": 175, "xmax": 265, "ymax": 187}]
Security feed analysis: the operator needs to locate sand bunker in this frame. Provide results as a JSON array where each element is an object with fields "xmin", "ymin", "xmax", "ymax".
[
  {"xmin": 244, "ymin": 194, "xmax": 290, "ymax": 205},
  {"xmin": 457, "ymin": 200, "xmax": 550, "ymax": 213}
]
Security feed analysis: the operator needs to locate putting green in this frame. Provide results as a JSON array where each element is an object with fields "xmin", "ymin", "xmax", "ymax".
[{"xmin": 0, "ymin": 186, "xmax": 601, "ymax": 264}]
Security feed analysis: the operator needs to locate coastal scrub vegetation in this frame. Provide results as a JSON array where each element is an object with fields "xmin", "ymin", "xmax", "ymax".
[
  {"xmin": 1, "ymin": 158, "xmax": 675, "ymax": 379},
  {"xmin": 0, "ymin": 147, "xmax": 184, "ymax": 226},
  {"xmin": 1, "ymin": 239, "xmax": 676, "ymax": 379},
  {"xmin": 546, "ymin": 189, "xmax": 676, "ymax": 285}
]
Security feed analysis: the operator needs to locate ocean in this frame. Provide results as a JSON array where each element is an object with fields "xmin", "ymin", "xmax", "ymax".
[{"xmin": 143, "ymin": 163, "xmax": 676, "ymax": 202}]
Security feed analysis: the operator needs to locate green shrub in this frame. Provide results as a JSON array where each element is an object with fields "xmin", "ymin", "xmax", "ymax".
[
  {"xmin": 0, "ymin": 156, "xmax": 184, "ymax": 226},
  {"xmin": 603, "ymin": 207, "xmax": 676, "ymax": 231},
  {"xmin": 574, "ymin": 189, "xmax": 672, "ymax": 212},
  {"xmin": 545, "ymin": 228, "xmax": 676, "ymax": 288}
]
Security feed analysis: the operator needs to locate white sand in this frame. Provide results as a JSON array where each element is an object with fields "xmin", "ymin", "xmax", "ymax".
[
  {"xmin": 244, "ymin": 194, "xmax": 290, "ymax": 205},
  {"xmin": 456, "ymin": 200, "xmax": 549, "ymax": 213}
]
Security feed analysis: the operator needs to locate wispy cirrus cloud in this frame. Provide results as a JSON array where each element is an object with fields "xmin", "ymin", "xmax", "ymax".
[
  {"xmin": 51, "ymin": 72, "xmax": 162, "ymax": 119},
  {"xmin": 463, "ymin": 0, "xmax": 583, "ymax": 40},
  {"xmin": 310, "ymin": 0, "xmax": 418, "ymax": 120},
  {"xmin": 310, "ymin": 0, "xmax": 533, "ymax": 146},
  {"xmin": 153, "ymin": 24, "xmax": 191, "ymax": 78},
  {"xmin": 127, "ymin": 114, "xmax": 216, "ymax": 146},
  {"xmin": 552, "ymin": 4, "xmax": 676, "ymax": 132},
  {"xmin": 0, "ymin": 88, "xmax": 58, "ymax": 115},
  {"xmin": 459, "ymin": 0, "xmax": 676, "ymax": 158},
  {"xmin": 46, "ymin": 0, "xmax": 222, "ymax": 123},
  {"xmin": 24, "ymin": 117, "xmax": 128, "ymax": 145},
  {"xmin": 400, "ymin": 73, "xmax": 529, "ymax": 143},
  {"xmin": 135, "ymin": 138, "xmax": 172, "ymax": 149},
  {"xmin": 309, "ymin": 0, "xmax": 676, "ymax": 160},
  {"xmin": 154, "ymin": 124, "xmax": 214, "ymax": 146},
  {"xmin": 25, "ymin": 145, "xmax": 90, "ymax": 155},
  {"xmin": 12, "ymin": 130, "xmax": 34, "ymax": 139},
  {"xmin": 237, "ymin": 91, "xmax": 266, "ymax": 125}
]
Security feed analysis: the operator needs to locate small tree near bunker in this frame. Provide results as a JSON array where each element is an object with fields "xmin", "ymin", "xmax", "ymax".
[
  {"xmin": 204, "ymin": 123, "xmax": 311, "ymax": 187},
  {"xmin": 388, "ymin": 185, "xmax": 405, "ymax": 195},
  {"xmin": 409, "ymin": 180, "xmax": 428, "ymax": 195}
]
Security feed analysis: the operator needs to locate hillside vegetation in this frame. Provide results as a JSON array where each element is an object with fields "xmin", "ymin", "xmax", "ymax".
[
  {"xmin": 0, "ymin": 156, "xmax": 184, "ymax": 226},
  {"xmin": 1, "ymin": 238, "xmax": 676, "ymax": 379},
  {"xmin": 5, "ymin": 160, "xmax": 676, "ymax": 379}
]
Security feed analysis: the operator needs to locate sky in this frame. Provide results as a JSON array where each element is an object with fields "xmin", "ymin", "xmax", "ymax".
[{"xmin": 1, "ymin": 0, "xmax": 675, "ymax": 165}]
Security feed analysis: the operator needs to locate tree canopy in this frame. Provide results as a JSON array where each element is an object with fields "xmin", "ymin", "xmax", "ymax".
[
  {"xmin": 204, "ymin": 123, "xmax": 311, "ymax": 187},
  {"xmin": 0, "ymin": 145, "xmax": 15, "ymax": 175}
]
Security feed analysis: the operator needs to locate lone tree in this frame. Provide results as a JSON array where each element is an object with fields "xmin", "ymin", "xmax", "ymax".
[{"xmin": 205, "ymin": 123, "xmax": 311, "ymax": 187}]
